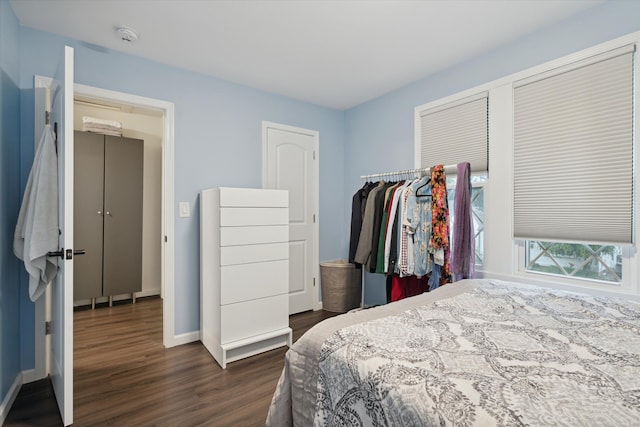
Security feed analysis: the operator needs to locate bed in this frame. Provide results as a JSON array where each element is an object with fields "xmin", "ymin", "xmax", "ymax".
[{"xmin": 266, "ymin": 279, "xmax": 640, "ymax": 426}]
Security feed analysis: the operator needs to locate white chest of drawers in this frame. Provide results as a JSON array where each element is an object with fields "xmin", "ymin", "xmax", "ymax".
[{"xmin": 200, "ymin": 187, "xmax": 292, "ymax": 368}]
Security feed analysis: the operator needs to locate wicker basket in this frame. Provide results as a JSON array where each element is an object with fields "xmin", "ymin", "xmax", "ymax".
[{"xmin": 320, "ymin": 260, "xmax": 362, "ymax": 313}]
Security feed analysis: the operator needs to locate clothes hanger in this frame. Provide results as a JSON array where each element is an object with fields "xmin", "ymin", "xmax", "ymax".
[
  {"xmin": 416, "ymin": 178, "xmax": 431, "ymax": 197},
  {"xmin": 415, "ymin": 167, "xmax": 432, "ymax": 197}
]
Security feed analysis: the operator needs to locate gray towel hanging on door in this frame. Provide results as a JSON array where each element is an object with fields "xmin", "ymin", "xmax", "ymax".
[{"xmin": 14, "ymin": 125, "xmax": 59, "ymax": 302}]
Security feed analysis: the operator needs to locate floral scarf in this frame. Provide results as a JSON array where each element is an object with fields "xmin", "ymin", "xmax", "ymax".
[{"xmin": 428, "ymin": 164, "xmax": 451, "ymax": 289}]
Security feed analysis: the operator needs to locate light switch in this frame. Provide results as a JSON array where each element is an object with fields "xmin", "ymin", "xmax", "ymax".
[{"xmin": 179, "ymin": 202, "xmax": 190, "ymax": 218}]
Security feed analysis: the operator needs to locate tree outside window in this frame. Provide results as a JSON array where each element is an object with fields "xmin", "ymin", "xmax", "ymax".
[{"xmin": 526, "ymin": 241, "xmax": 621, "ymax": 283}]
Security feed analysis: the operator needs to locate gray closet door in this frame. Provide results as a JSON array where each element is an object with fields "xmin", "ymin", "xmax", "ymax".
[
  {"xmin": 74, "ymin": 131, "xmax": 105, "ymax": 300},
  {"xmin": 102, "ymin": 135, "xmax": 143, "ymax": 296}
]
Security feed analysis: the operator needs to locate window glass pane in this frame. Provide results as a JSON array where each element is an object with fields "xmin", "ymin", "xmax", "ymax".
[
  {"xmin": 471, "ymin": 187, "xmax": 484, "ymax": 265},
  {"xmin": 447, "ymin": 181, "xmax": 484, "ymax": 266},
  {"xmin": 525, "ymin": 241, "xmax": 622, "ymax": 283}
]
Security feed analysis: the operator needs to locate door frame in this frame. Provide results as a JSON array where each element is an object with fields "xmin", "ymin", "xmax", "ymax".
[
  {"xmin": 33, "ymin": 78, "xmax": 177, "ymax": 380},
  {"xmin": 261, "ymin": 121, "xmax": 320, "ymax": 311}
]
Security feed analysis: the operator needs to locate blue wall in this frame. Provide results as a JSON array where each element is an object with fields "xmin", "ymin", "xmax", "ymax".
[
  {"xmin": 0, "ymin": 0, "xmax": 22, "ymax": 405},
  {"xmin": 7, "ymin": 0, "xmax": 640, "ymax": 386},
  {"xmin": 16, "ymin": 27, "xmax": 346, "ymax": 349},
  {"xmin": 344, "ymin": 0, "xmax": 640, "ymax": 306}
]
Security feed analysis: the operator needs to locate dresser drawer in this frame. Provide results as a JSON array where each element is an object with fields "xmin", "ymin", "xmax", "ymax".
[
  {"xmin": 220, "ymin": 242, "xmax": 288, "ymax": 266},
  {"xmin": 220, "ymin": 225, "xmax": 288, "ymax": 246},
  {"xmin": 220, "ymin": 294, "xmax": 289, "ymax": 344},
  {"xmin": 220, "ymin": 260, "xmax": 288, "ymax": 305},
  {"xmin": 219, "ymin": 187, "xmax": 288, "ymax": 208},
  {"xmin": 220, "ymin": 208, "xmax": 288, "ymax": 226}
]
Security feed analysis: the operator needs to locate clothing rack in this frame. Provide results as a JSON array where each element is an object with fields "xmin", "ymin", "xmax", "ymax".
[
  {"xmin": 360, "ymin": 164, "xmax": 459, "ymax": 180},
  {"xmin": 357, "ymin": 163, "xmax": 460, "ymax": 309}
]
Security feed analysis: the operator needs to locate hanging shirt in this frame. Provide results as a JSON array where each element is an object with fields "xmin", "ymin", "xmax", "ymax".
[
  {"xmin": 369, "ymin": 181, "xmax": 394, "ymax": 272},
  {"xmin": 398, "ymin": 185, "xmax": 414, "ymax": 277},
  {"xmin": 376, "ymin": 182, "xmax": 403, "ymax": 273},
  {"xmin": 383, "ymin": 180, "xmax": 410, "ymax": 273},
  {"xmin": 405, "ymin": 175, "xmax": 433, "ymax": 278},
  {"xmin": 354, "ymin": 181, "xmax": 386, "ymax": 266},
  {"xmin": 349, "ymin": 182, "xmax": 375, "ymax": 265}
]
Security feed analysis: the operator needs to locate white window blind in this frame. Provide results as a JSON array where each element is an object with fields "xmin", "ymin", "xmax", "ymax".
[
  {"xmin": 420, "ymin": 93, "xmax": 488, "ymax": 172},
  {"xmin": 513, "ymin": 45, "xmax": 635, "ymax": 245}
]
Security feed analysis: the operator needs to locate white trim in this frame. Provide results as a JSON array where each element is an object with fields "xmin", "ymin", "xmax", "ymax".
[
  {"xmin": 33, "ymin": 76, "xmax": 51, "ymax": 383},
  {"xmin": 0, "ymin": 372, "xmax": 23, "ymax": 425},
  {"xmin": 135, "ymin": 288, "xmax": 161, "ymax": 299},
  {"xmin": 21, "ymin": 368, "xmax": 37, "ymax": 384},
  {"xmin": 419, "ymin": 91, "xmax": 488, "ymax": 117},
  {"xmin": 72, "ymin": 289, "xmax": 161, "ymax": 307},
  {"xmin": 73, "ymin": 83, "xmax": 177, "ymax": 348},
  {"xmin": 34, "ymin": 75, "xmax": 52, "ymax": 88},
  {"xmin": 172, "ymin": 331, "xmax": 201, "ymax": 346},
  {"xmin": 163, "ymin": 103, "xmax": 176, "ymax": 343},
  {"xmin": 32, "ymin": 80, "xmax": 178, "ymax": 380},
  {"xmin": 262, "ymin": 121, "xmax": 321, "ymax": 311},
  {"xmin": 514, "ymin": 44, "xmax": 635, "ymax": 88}
]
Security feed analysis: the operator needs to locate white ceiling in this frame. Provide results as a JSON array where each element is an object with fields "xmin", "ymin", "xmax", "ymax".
[{"xmin": 11, "ymin": 0, "xmax": 604, "ymax": 110}]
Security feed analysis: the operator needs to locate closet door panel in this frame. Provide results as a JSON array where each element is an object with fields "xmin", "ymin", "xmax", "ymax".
[
  {"xmin": 73, "ymin": 131, "xmax": 104, "ymax": 300},
  {"xmin": 219, "ymin": 225, "xmax": 288, "ymax": 246},
  {"xmin": 103, "ymin": 136, "xmax": 144, "ymax": 296}
]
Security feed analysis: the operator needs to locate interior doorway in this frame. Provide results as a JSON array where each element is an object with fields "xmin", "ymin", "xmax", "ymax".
[
  {"xmin": 71, "ymin": 84, "xmax": 175, "ymax": 349},
  {"xmin": 33, "ymin": 80, "xmax": 177, "ymax": 383}
]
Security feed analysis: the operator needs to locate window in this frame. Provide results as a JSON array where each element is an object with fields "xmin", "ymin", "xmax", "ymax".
[
  {"xmin": 447, "ymin": 175, "xmax": 486, "ymax": 267},
  {"xmin": 419, "ymin": 92, "xmax": 490, "ymax": 270},
  {"xmin": 525, "ymin": 241, "xmax": 622, "ymax": 283},
  {"xmin": 513, "ymin": 45, "xmax": 634, "ymax": 285},
  {"xmin": 414, "ymin": 35, "xmax": 640, "ymax": 293}
]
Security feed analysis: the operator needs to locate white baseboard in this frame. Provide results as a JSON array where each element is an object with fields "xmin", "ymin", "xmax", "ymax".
[
  {"xmin": 21, "ymin": 368, "xmax": 38, "ymax": 384},
  {"xmin": 74, "ymin": 288, "xmax": 161, "ymax": 307},
  {"xmin": 316, "ymin": 301, "xmax": 323, "ymax": 310},
  {"xmin": 172, "ymin": 331, "xmax": 201, "ymax": 346},
  {"xmin": 0, "ymin": 372, "xmax": 23, "ymax": 425},
  {"xmin": 136, "ymin": 288, "xmax": 162, "ymax": 299}
]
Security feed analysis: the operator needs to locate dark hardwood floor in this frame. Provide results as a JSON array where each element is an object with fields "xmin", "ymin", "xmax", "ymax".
[{"xmin": 5, "ymin": 297, "xmax": 337, "ymax": 426}]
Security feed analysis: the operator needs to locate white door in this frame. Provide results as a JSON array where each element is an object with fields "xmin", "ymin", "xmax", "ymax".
[
  {"xmin": 263, "ymin": 122, "xmax": 318, "ymax": 314},
  {"xmin": 49, "ymin": 45, "xmax": 74, "ymax": 426}
]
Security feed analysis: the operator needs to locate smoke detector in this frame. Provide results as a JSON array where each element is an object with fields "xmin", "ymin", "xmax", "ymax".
[{"xmin": 115, "ymin": 26, "xmax": 139, "ymax": 43}]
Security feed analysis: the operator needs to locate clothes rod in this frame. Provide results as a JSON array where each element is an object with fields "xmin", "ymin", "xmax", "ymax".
[{"xmin": 360, "ymin": 164, "xmax": 459, "ymax": 180}]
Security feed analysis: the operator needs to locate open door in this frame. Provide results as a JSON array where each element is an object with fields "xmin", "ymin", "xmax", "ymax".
[{"xmin": 48, "ymin": 45, "xmax": 74, "ymax": 426}]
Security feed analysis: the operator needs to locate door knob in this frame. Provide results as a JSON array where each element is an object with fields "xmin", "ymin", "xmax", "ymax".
[
  {"xmin": 98, "ymin": 210, "xmax": 103, "ymax": 215},
  {"xmin": 47, "ymin": 248, "xmax": 86, "ymax": 259}
]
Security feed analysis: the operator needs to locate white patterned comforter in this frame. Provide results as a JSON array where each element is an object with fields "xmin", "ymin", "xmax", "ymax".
[{"xmin": 267, "ymin": 279, "xmax": 640, "ymax": 426}]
